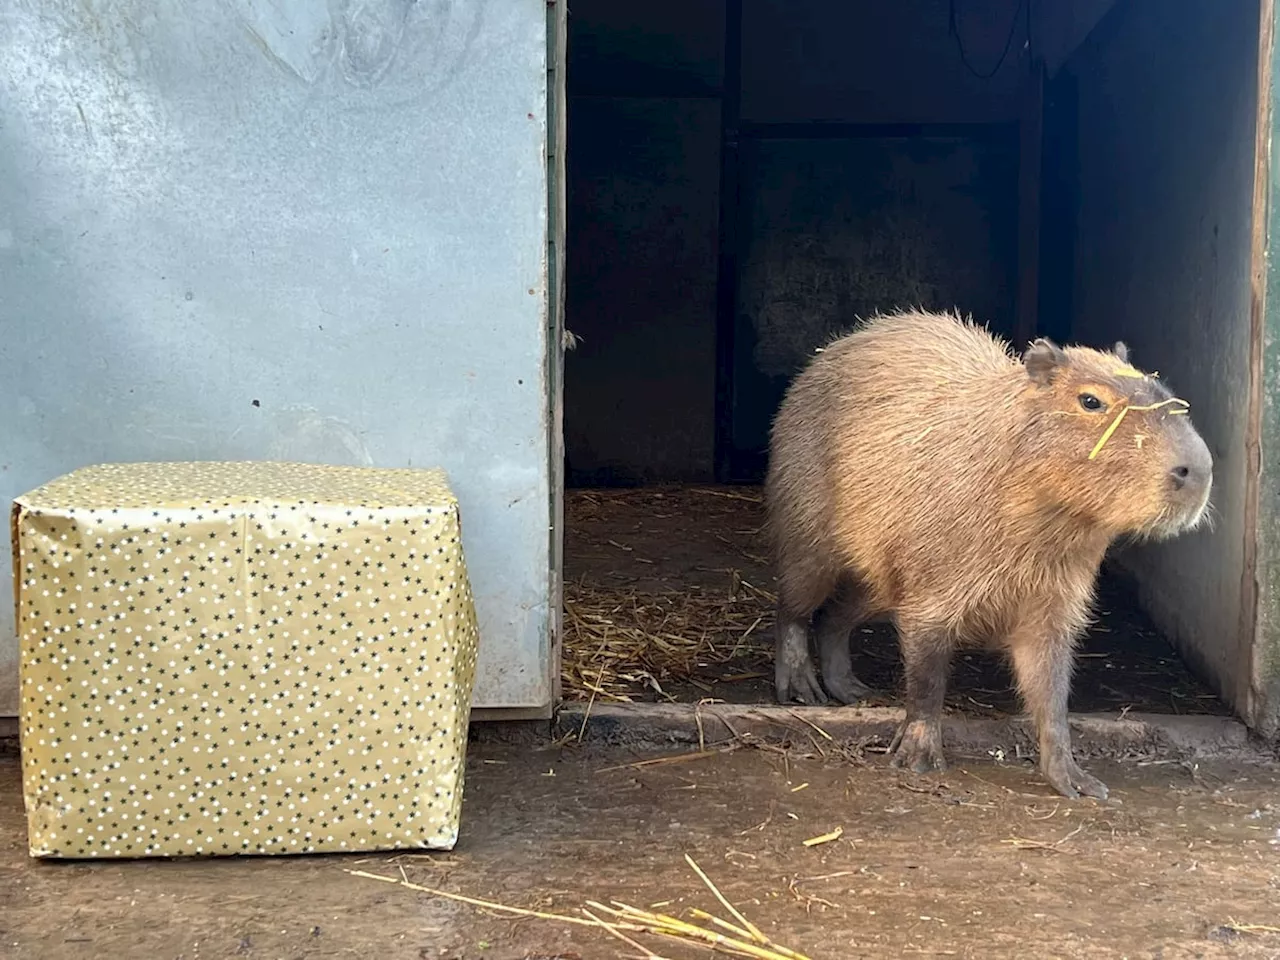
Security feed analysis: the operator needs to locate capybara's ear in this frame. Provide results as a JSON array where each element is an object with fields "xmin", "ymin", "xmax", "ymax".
[
  {"xmin": 1113, "ymin": 341, "xmax": 1130, "ymax": 364},
  {"xmin": 1024, "ymin": 338, "xmax": 1067, "ymax": 385}
]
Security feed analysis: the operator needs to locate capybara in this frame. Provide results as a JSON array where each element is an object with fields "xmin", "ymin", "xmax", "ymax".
[{"xmin": 765, "ymin": 309, "xmax": 1213, "ymax": 799}]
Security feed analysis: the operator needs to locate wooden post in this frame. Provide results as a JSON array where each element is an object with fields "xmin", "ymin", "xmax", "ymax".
[{"xmin": 1242, "ymin": 0, "xmax": 1278, "ymax": 737}]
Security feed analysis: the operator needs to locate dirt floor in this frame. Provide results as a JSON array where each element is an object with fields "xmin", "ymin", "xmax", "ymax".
[
  {"xmin": 563, "ymin": 486, "xmax": 1229, "ymax": 715},
  {"xmin": 3, "ymin": 739, "xmax": 1280, "ymax": 959}
]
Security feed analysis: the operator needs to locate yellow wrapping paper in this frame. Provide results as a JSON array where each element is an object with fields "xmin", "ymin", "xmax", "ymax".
[{"xmin": 12, "ymin": 461, "xmax": 480, "ymax": 859}]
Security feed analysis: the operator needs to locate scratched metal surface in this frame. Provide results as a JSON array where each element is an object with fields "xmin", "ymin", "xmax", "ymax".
[{"xmin": 0, "ymin": 0, "xmax": 552, "ymax": 714}]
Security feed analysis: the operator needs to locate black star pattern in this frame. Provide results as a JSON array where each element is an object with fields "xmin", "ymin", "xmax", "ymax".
[{"xmin": 13, "ymin": 462, "xmax": 478, "ymax": 859}]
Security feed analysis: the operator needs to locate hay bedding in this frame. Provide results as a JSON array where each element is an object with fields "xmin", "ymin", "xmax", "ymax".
[
  {"xmin": 563, "ymin": 571, "xmax": 776, "ymax": 703},
  {"xmin": 559, "ymin": 486, "xmax": 1230, "ymax": 716},
  {"xmin": 562, "ymin": 487, "xmax": 778, "ymax": 703}
]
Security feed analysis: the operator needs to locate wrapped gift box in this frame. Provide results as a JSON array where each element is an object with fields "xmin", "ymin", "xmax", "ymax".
[{"xmin": 12, "ymin": 461, "xmax": 480, "ymax": 858}]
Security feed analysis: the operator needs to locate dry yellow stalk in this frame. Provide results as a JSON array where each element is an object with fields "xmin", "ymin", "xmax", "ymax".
[
  {"xmin": 348, "ymin": 858, "xmax": 816, "ymax": 960},
  {"xmin": 1089, "ymin": 397, "xmax": 1191, "ymax": 460},
  {"xmin": 802, "ymin": 827, "xmax": 844, "ymax": 847},
  {"xmin": 597, "ymin": 900, "xmax": 811, "ymax": 960},
  {"xmin": 689, "ymin": 906, "xmax": 758, "ymax": 940},
  {"xmin": 786, "ymin": 710, "xmax": 834, "ymax": 741},
  {"xmin": 684, "ymin": 853, "xmax": 769, "ymax": 944},
  {"xmin": 582, "ymin": 907, "xmax": 672, "ymax": 959},
  {"xmin": 344, "ymin": 870, "xmax": 604, "ymax": 928},
  {"xmin": 1222, "ymin": 918, "xmax": 1280, "ymax": 935}
]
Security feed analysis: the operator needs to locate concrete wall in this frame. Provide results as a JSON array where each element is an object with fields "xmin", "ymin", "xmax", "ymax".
[
  {"xmin": 564, "ymin": 96, "xmax": 722, "ymax": 485},
  {"xmin": 564, "ymin": 0, "xmax": 1032, "ymax": 484},
  {"xmin": 730, "ymin": 133, "xmax": 1020, "ymax": 464},
  {"xmin": 741, "ymin": 0, "xmax": 1029, "ymax": 124},
  {"xmin": 1065, "ymin": 0, "xmax": 1262, "ymax": 718},
  {"xmin": 563, "ymin": 0, "xmax": 724, "ymax": 486}
]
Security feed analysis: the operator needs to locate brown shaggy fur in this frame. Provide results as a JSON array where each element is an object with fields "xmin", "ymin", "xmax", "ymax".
[{"xmin": 765, "ymin": 309, "xmax": 1214, "ymax": 799}]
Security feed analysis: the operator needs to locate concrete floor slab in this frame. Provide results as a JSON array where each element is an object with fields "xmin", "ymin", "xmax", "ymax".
[{"xmin": 3, "ymin": 739, "xmax": 1280, "ymax": 959}]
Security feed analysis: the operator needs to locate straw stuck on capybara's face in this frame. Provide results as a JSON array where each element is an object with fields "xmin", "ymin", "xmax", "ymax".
[{"xmin": 1019, "ymin": 338, "xmax": 1213, "ymax": 540}]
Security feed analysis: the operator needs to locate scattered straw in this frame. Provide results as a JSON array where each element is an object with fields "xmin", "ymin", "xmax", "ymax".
[
  {"xmin": 347, "ymin": 854, "xmax": 814, "ymax": 960},
  {"xmin": 1001, "ymin": 822, "xmax": 1087, "ymax": 852},
  {"xmin": 590, "ymin": 899, "xmax": 808, "ymax": 960},
  {"xmin": 594, "ymin": 745, "xmax": 739, "ymax": 774},
  {"xmin": 562, "ymin": 575, "xmax": 775, "ymax": 702},
  {"xmin": 684, "ymin": 852, "xmax": 769, "ymax": 945},
  {"xmin": 786, "ymin": 877, "xmax": 840, "ymax": 913},
  {"xmin": 802, "ymin": 827, "xmax": 844, "ymax": 847},
  {"xmin": 1221, "ymin": 919, "xmax": 1280, "ymax": 936},
  {"xmin": 344, "ymin": 870, "xmax": 600, "ymax": 927},
  {"xmin": 787, "ymin": 710, "xmax": 834, "ymax": 742},
  {"xmin": 582, "ymin": 907, "xmax": 672, "ymax": 959},
  {"xmin": 1089, "ymin": 397, "xmax": 1191, "ymax": 460},
  {"xmin": 563, "ymin": 487, "xmax": 778, "ymax": 703}
]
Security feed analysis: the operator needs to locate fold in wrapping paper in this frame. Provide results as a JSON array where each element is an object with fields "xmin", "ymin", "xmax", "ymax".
[{"xmin": 13, "ymin": 461, "xmax": 479, "ymax": 858}]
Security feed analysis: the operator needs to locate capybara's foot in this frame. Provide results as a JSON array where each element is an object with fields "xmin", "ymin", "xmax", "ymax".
[
  {"xmin": 823, "ymin": 669, "xmax": 872, "ymax": 706},
  {"xmin": 775, "ymin": 648, "xmax": 830, "ymax": 705},
  {"xmin": 1043, "ymin": 753, "xmax": 1109, "ymax": 800},
  {"xmin": 888, "ymin": 718, "xmax": 946, "ymax": 773}
]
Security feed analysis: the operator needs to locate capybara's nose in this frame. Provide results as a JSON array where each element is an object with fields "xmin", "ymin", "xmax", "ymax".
[
  {"xmin": 1170, "ymin": 459, "xmax": 1211, "ymax": 493},
  {"xmin": 1171, "ymin": 432, "xmax": 1214, "ymax": 493}
]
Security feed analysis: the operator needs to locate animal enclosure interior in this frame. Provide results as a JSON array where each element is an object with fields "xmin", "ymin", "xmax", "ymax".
[{"xmin": 560, "ymin": 0, "xmax": 1261, "ymax": 720}]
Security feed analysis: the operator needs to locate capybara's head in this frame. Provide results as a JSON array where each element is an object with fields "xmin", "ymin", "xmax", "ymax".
[{"xmin": 1020, "ymin": 338, "xmax": 1213, "ymax": 540}]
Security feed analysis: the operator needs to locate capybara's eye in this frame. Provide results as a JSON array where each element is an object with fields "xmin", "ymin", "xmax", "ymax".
[{"xmin": 1079, "ymin": 393, "xmax": 1105, "ymax": 412}]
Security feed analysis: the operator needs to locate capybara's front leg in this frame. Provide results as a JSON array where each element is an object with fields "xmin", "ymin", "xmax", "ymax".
[
  {"xmin": 889, "ymin": 624, "xmax": 951, "ymax": 773},
  {"xmin": 1008, "ymin": 627, "xmax": 1108, "ymax": 800}
]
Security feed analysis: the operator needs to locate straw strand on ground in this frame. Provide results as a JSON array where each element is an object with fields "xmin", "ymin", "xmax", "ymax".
[{"xmin": 346, "ymin": 856, "xmax": 814, "ymax": 960}]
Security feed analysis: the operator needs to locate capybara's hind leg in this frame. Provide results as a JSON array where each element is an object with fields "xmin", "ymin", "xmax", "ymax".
[
  {"xmin": 774, "ymin": 613, "xmax": 827, "ymax": 705},
  {"xmin": 773, "ymin": 560, "xmax": 835, "ymax": 706},
  {"xmin": 814, "ymin": 584, "xmax": 873, "ymax": 705},
  {"xmin": 889, "ymin": 620, "xmax": 952, "ymax": 773}
]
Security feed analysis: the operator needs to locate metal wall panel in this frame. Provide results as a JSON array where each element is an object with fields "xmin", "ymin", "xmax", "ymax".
[{"xmin": 0, "ymin": 0, "xmax": 553, "ymax": 713}]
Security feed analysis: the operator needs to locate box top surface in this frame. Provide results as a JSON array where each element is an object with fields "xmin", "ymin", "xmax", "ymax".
[{"xmin": 14, "ymin": 461, "xmax": 457, "ymax": 513}]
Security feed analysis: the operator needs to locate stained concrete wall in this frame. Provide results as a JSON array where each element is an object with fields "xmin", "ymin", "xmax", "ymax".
[
  {"xmin": 564, "ymin": 96, "xmax": 723, "ymax": 485},
  {"xmin": 564, "ymin": 0, "xmax": 1033, "ymax": 484},
  {"xmin": 730, "ymin": 133, "xmax": 1020, "ymax": 465},
  {"xmin": 0, "ymin": 0, "xmax": 556, "ymax": 714},
  {"xmin": 563, "ymin": 0, "xmax": 724, "ymax": 486},
  {"xmin": 1065, "ymin": 0, "xmax": 1261, "ymax": 719},
  {"xmin": 741, "ymin": 0, "xmax": 1029, "ymax": 124}
]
